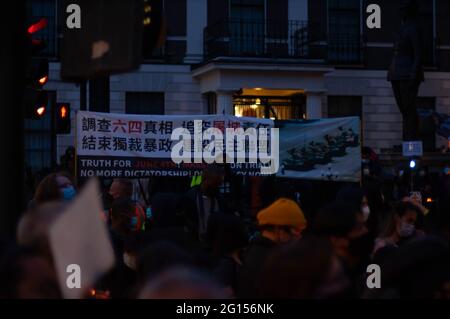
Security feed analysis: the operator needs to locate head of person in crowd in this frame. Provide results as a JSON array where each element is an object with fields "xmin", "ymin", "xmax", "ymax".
[
  {"xmin": 314, "ymin": 201, "xmax": 371, "ymax": 268},
  {"xmin": 206, "ymin": 213, "xmax": 249, "ymax": 259},
  {"xmin": 138, "ymin": 266, "xmax": 226, "ymax": 299},
  {"xmin": 17, "ymin": 201, "xmax": 67, "ymax": 259},
  {"xmin": 136, "ymin": 241, "xmax": 194, "ymax": 283},
  {"xmin": 109, "ymin": 178, "xmax": 134, "ymax": 201},
  {"xmin": 257, "ymin": 198, "xmax": 307, "ymax": 244},
  {"xmin": 380, "ymin": 201, "xmax": 422, "ymax": 242},
  {"xmin": 33, "ymin": 172, "xmax": 76, "ymax": 206},
  {"xmin": 364, "ymin": 237, "xmax": 450, "ymax": 299},
  {"xmin": 110, "ymin": 198, "xmax": 139, "ymax": 237},
  {"xmin": 336, "ymin": 186, "xmax": 370, "ymax": 222},
  {"xmin": 200, "ymin": 164, "xmax": 224, "ymax": 198},
  {"xmin": 0, "ymin": 245, "xmax": 61, "ymax": 299},
  {"xmin": 259, "ymin": 236, "xmax": 350, "ymax": 299}
]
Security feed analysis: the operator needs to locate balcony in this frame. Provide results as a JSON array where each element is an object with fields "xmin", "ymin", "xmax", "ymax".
[{"xmin": 204, "ymin": 19, "xmax": 365, "ymax": 66}]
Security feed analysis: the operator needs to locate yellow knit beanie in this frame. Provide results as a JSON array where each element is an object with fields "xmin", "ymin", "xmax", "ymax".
[{"xmin": 257, "ymin": 198, "xmax": 307, "ymax": 230}]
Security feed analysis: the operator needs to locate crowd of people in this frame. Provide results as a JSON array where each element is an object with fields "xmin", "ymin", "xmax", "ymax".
[{"xmin": 1, "ymin": 161, "xmax": 450, "ymax": 299}]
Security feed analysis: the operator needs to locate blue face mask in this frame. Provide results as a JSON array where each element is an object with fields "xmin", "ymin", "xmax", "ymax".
[
  {"xmin": 62, "ymin": 186, "xmax": 76, "ymax": 201},
  {"xmin": 130, "ymin": 216, "xmax": 138, "ymax": 228}
]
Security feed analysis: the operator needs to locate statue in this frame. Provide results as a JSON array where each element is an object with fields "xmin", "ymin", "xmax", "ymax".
[{"xmin": 387, "ymin": 0, "xmax": 424, "ymax": 141}]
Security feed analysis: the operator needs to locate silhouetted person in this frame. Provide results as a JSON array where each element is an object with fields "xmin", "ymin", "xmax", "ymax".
[{"xmin": 388, "ymin": 0, "xmax": 424, "ymax": 140}]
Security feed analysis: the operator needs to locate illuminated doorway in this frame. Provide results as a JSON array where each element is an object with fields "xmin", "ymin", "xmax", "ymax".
[{"xmin": 233, "ymin": 88, "xmax": 306, "ymax": 120}]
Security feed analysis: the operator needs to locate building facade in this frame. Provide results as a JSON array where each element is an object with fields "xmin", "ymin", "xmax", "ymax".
[{"xmin": 27, "ymin": 0, "xmax": 450, "ymax": 172}]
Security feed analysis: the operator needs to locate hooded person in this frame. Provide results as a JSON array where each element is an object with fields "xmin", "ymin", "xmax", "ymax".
[{"xmin": 237, "ymin": 198, "xmax": 307, "ymax": 298}]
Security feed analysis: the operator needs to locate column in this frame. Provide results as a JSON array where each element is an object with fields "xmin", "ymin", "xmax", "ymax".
[
  {"xmin": 216, "ymin": 92, "xmax": 234, "ymax": 115},
  {"xmin": 306, "ymin": 92, "xmax": 323, "ymax": 119},
  {"xmin": 184, "ymin": 0, "xmax": 207, "ymax": 64}
]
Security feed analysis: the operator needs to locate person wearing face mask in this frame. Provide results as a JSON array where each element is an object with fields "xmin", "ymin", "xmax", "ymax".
[
  {"xmin": 372, "ymin": 201, "xmax": 425, "ymax": 263},
  {"xmin": 336, "ymin": 186, "xmax": 371, "ymax": 223},
  {"xmin": 31, "ymin": 172, "xmax": 77, "ymax": 208},
  {"xmin": 237, "ymin": 198, "xmax": 307, "ymax": 298},
  {"xmin": 105, "ymin": 178, "xmax": 146, "ymax": 230},
  {"xmin": 336, "ymin": 186, "xmax": 378, "ymax": 249},
  {"xmin": 313, "ymin": 201, "xmax": 372, "ymax": 298}
]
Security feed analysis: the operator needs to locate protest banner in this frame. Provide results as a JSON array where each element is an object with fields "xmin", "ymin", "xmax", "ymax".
[
  {"xmin": 76, "ymin": 112, "xmax": 361, "ymax": 181},
  {"xmin": 276, "ymin": 117, "xmax": 361, "ymax": 182},
  {"xmin": 76, "ymin": 111, "xmax": 273, "ymax": 179}
]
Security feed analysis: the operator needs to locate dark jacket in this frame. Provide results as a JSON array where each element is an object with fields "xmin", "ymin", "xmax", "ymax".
[
  {"xmin": 213, "ymin": 256, "xmax": 241, "ymax": 294},
  {"xmin": 183, "ymin": 186, "xmax": 227, "ymax": 241},
  {"xmin": 237, "ymin": 235, "xmax": 277, "ymax": 298}
]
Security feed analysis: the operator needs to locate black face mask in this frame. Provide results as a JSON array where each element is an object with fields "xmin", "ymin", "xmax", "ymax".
[{"xmin": 348, "ymin": 233, "xmax": 374, "ymax": 260}]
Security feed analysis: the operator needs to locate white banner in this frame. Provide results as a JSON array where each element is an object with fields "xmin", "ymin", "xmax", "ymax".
[{"xmin": 76, "ymin": 111, "xmax": 273, "ymax": 178}]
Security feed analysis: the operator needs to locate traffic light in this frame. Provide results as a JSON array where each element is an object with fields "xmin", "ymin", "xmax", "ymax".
[
  {"xmin": 61, "ymin": 0, "xmax": 145, "ymax": 80},
  {"xmin": 142, "ymin": 0, "xmax": 165, "ymax": 58},
  {"xmin": 24, "ymin": 17, "xmax": 49, "ymax": 119},
  {"xmin": 56, "ymin": 103, "xmax": 71, "ymax": 134},
  {"xmin": 24, "ymin": 88, "xmax": 48, "ymax": 119},
  {"xmin": 27, "ymin": 57, "xmax": 49, "ymax": 86}
]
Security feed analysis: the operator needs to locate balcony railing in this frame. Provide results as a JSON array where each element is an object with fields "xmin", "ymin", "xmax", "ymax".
[{"xmin": 204, "ymin": 19, "xmax": 366, "ymax": 65}]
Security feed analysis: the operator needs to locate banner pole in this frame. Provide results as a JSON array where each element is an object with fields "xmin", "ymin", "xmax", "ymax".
[{"xmin": 74, "ymin": 110, "xmax": 78, "ymax": 187}]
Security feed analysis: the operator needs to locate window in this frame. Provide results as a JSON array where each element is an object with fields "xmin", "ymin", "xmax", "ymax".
[
  {"xmin": 417, "ymin": 97, "xmax": 436, "ymax": 152},
  {"xmin": 328, "ymin": 0, "xmax": 361, "ymax": 64},
  {"xmin": 126, "ymin": 92, "xmax": 165, "ymax": 115},
  {"xmin": 229, "ymin": 0, "xmax": 265, "ymax": 55},
  {"xmin": 24, "ymin": 91, "xmax": 56, "ymax": 172},
  {"xmin": 327, "ymin": 96, "xmax": 362, "ymax": 118},
  {"xmin": 26, "ymin": 0, "xmax": 57, "ymax": 58}
]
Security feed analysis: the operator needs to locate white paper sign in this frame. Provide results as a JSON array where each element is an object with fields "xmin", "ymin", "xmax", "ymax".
[
  {"xmin": 49, "ymin": 178, "xmax": 115, "ymax": 299},
  {"xmin": 402, "ymin": 141, "xmax": 423, "ymax": 157}
]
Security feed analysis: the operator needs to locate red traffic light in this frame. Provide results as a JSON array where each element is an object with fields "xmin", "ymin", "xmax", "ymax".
[{"xmin": 28, "ymin": 18, "xmax": 48, "ymax": 34}]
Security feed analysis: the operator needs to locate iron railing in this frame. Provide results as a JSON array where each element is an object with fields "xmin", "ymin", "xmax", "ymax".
[{"xmin": 204, "ymin": 19, "xmax": 366, "ymax": 65}]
